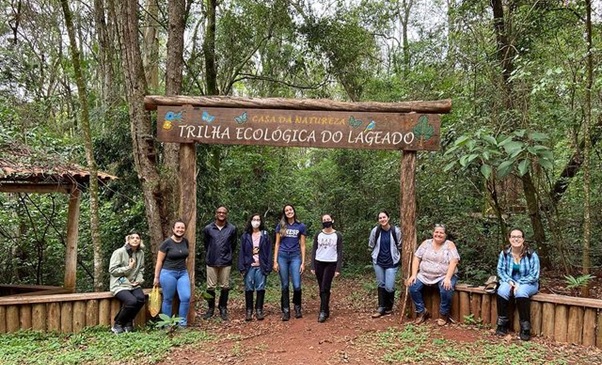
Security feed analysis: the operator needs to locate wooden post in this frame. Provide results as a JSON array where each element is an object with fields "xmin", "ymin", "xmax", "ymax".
[
  {"xmin": 47, "ymin": 302, "xmax": 61, "ymax": 332},
  {"xmin": 459, "ymin": 291, "xmax": 470, "ymax": 323},
  {"xmin": 98, "ymin": 299, "xmax": 111, "ymax": 326},
  {"xmin": 583, "ymin": 308, "xmax": 596, "ymax": 347},
  {"xmin": 179, "ymin": 142, "xmax": 197, "ymax": 325},
  {"xmin": 554, "ymin": 304, "xmax": 568, "ymax": 343},
  {"xmin": 73, "ymin": 301, "xmax": 86, "ymax": 333},
  {"xmin": 541, "ymin": 302, "xmax": 555, "ymax": 339},
  {"xmin": 32, "ymin": 303, "xmax": 46, "ymax": 331},
  {"xmin": 19, "ymin": 304, "xmax": 32, "ymax": 330},
  {"xmin": 531, "ymin": 301, "xmax": 542, "ymax": 336},
  {"xmin": 481, "ymin": 294, "xmax": 491, "ymax": 324},
  {"xmin": 0, "ymin": 306, "xmax": 6, "ymax": 333},
  {"xmin": 567, "ymin": 306, "xmax": 584, "ymax": 344},
  {"xmin": 60, "ymin": 302, "xmax": 73, "ymax": 333},
  {"xmin": 64, "ymin": 188, "xmax": 82, "ymax": 292},
  {"xmin": 86, "ymin": 300, "xmax": 99, "ymax": 326},
  {"xmin": 6, "ymin": 305, "xmax": 19, "ymax": 332},
  {"xmin": 399, "ymin": 151, "xmax": 416, "ymax": 322}
]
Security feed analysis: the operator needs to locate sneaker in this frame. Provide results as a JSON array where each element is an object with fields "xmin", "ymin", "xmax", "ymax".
[
  {"xmin": 123, "ymin": 322, "xmax": 134, "ymax": 333},
  {"xmin": 414, "ymin": 310, "xmax": 430, "ymax": 325},
  {"xmin": 436, "ymin": 314, "xmax": 450, "ymax": 326},
  {"xmin": 111, "ymin": 323, "xmax": 124, "ymax": 334}
]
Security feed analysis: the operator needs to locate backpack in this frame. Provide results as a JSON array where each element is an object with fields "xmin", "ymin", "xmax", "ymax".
[{"xmin": 375, "ymin": 226, "xmax": 401, "ymax": 248}]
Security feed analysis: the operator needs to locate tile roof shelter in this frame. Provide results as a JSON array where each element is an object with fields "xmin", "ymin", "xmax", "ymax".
[{"xmin": 0, "ymin": 146, "xmax": 116, "ymax": 292}]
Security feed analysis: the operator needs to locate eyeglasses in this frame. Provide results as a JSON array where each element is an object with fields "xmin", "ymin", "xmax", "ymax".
[
  {"xmin": 434, "ymin": 223, "xmax": 446, "ymax": 230},
  {"xmin": 510, "ymin": 235, "xmax": 523, "ymax": 239},
  {"xmin": 216, "ymin": 211, "xmax": 228, "ymax": 215}
]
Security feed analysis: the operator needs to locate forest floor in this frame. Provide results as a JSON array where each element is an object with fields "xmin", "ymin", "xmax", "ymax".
[{"xmin": 156, "ymin": 273, "xmax": 602, "ymax": 365}]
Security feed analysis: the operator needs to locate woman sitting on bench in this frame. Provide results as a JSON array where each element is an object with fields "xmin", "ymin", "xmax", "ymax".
[
  {"xmin": 406, "ymin": 223, "xmax": 460, "ymax": 326},
  {"xmin": 495, "ymin": 228, "xmax": 540, "ymax": 341}
]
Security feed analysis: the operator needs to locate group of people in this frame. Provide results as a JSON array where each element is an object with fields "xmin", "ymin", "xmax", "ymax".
[
  {"xmin": 108, "ymin": 206, "xmax": 540, "ymax": 342},
  {"xmin": 366, "ymin": 210, "xmax": 540, "ymax": 341}
]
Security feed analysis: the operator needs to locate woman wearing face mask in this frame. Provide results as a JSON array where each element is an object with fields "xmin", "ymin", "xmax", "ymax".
[
  {"xmin": 368, "ymin": 210, "xmax": 402, "ymax": 318},
  {"xmin": 310, "ymin": 214, "xmax": 343, "ymax": 323},
  {"xmin": 238, "ymin": 213, "xmax": 272, "ymax": 321}
]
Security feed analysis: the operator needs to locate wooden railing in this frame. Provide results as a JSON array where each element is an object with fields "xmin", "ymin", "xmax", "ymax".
[
  {"xmin": 0, "ymin": 289, "xmax": 151, "ymax": 334},
  {"xmin": 419, "ymin": 284, "xmax": 602, "ymax": 348}
]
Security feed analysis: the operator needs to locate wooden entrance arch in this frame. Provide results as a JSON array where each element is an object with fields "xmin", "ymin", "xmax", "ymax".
[{"xmin": 145, "ymin": 95, "xmax": 452, "ymax": 322}]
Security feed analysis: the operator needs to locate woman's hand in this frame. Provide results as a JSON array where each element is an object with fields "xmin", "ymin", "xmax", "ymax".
[
  {"xmin": 153, "ymin": 277, "xmax": 159, "ymax": 286},
  {"xmin": 311, "ymin": 269, "xmax": 315, "ymax": 275},
  {"xmin": 299, "ymin": 263, "xmax": 305, "ymax": 274},
  {"xmin": 442, "ymin": 277, "xmax": 453, "ymax": 290},
  {"xmin": 334, "ymin": 271, "xmax": 340, "ymax": 278},
  {"xmin": 273, "ymin": 262, "xmax": 279, "ymax": 272},
  {"xmin": 406, "ymin": 275, "xmax": 416, "ymax": 286}
]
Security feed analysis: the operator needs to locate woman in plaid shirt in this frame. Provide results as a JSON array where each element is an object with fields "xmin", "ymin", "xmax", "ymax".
[{"xmin": 495, "ymin": 228, "xmax": 540, "ymax": 341}]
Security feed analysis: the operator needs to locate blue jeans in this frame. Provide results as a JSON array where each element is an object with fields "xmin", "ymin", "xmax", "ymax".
[
  {"xmin": 373, "ymin": 264, "xmax": 399, "ymax": 293},
  {"xmin": 497, "ymin": 281, "xmax": 539, "ymax": 300},
  {"xmin": 409, "ymin": 276, "xmax": 458, "ymax": 316},
  {"xmin": 244, "ymin": 267, "xmax": 267, "ymax": 291},
  {"xmin": 159, "ymin": 269, "xmax": 191, "ymax": 326},
  {"xmin": 277, "ymin": 251, "xmax": 302, "ymax": 291}
]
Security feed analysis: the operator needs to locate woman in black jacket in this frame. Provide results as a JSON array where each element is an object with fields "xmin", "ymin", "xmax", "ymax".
[{"xmin": 238, "ymin": 213, "xmax": 272, "ymax": 321}]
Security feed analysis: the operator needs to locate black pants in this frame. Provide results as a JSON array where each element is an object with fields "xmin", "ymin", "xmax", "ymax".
[
  {"xmin": 114, "ymin": 287, "xmax": 146, "ymax": 325},
  {"xmin": 314, "ymin": 261, "xmax": 337, "ymax": 293}
]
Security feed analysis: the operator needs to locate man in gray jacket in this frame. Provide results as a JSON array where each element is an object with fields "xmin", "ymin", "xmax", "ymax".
[{"xmin": 202, "ymin": 206, "xmax": 237, "ymax": 320}]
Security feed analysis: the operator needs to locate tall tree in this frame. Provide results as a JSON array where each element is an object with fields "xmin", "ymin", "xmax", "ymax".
[
  {"xmin": 113, "ymin": 0, "xmax": 165, "ymax": 254},
  {"xmin": 581, "ymin": 0, "xmax": 593, "ymax": 296},
  {"xmin": 60, "ymin": 0, "xmax": 103, "ymax": 291}
]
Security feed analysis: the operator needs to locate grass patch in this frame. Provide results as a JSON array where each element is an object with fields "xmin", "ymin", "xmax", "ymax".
[
  {"xmin": 358, "ymin": 325, "xmax": 571, "ymax": 365},
  {"xmin": 0, "ymin": 326, "xmax": 212, "ymax": 365}
]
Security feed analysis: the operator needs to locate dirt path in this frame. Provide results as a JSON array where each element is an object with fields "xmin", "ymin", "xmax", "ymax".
[{"xmin": 157, "ymin": 276, "xmax": 480, "ymax": 365}]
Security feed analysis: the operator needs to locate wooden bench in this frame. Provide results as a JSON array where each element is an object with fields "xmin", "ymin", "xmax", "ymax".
[
  {"xmin": 0, "ymin": 289, "xmax": 152, "ymax": 334},
  {"xmin": 418, "ymin": 283, "xmax": 602, "ymax": 347}
]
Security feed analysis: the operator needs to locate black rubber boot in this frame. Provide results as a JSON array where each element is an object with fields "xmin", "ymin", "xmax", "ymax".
[
  {"xmin": 517, "ymin": 297, "xmax": 532, "ymax": 340},
  {"xmin": 496, "ymin": 295, "xmax": 510, "ymax": 335},
  {"xmin": 245, "ymin": 291, "xmax": 254, "ymax": 321},
  {"xmin": 255, "ymin": 290, "xmax": 265, "ymax": 320},
  {"xmin": 371, "ymin": 287, "xmax": 386, "ymax": 318},
  {"xmin": 318, "ymin": 291, "xmax": 328, "ymax": 323},
  {"xmin": 384, "ymin": 290, "xmax": 395, "ymax": 314},
  {"xmin": 293, "ymin": 289, "xmax": 303, "ymax": 318},
  {"xmin": 203, "ymin": 289, "xmax": 216, "ymax": 320},
  {"xmin": 218, "ymin": 288, "xmax": 230, "ymax": 321},
  {"xmin": 496, "ymin": 316, "xmax": 509, "ymax": 336},
  {"xmin": 281, "ymin": 288, "xmax": 290, "ymax": 321}
]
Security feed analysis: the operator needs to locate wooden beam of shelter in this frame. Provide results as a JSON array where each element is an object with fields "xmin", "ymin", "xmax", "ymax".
[
  {"xmin": 144, "ymin": 95, "xmax": 452, "ymax": 114},
  {"xmin": 0, "ymin": 183, "xmax": 72, "ymax": 194}
]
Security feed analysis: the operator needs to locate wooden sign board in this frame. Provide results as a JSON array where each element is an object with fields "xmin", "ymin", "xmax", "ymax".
[{"xmin": 156, "ymin": 105, "xmax": 441, "ymax": 151}]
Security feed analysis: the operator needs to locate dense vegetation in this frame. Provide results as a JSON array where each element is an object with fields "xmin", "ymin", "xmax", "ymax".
[{"xmin": 0, "ymin": 1, "xmax": 600, "ymax": 292}]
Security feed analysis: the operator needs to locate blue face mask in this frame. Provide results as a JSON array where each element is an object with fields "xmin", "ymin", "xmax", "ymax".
[{"xmin": 322, "ymin": 221, "xmax": 333, "ymax": 229}]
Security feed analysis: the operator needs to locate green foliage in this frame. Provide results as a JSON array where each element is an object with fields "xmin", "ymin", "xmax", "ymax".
[
  {"xmin": 152, "ymin": 314, "xmax": 184, "ymax": 335},
  {"xmin": 564, "ymin": 274, "xmax": 595, "ymax": 290},
  {"xmin": 0, "ymin": 326, "xmax": 210, "ymax": 365}
]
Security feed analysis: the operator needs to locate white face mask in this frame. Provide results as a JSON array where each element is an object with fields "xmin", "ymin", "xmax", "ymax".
[{"xmin": 251, "ymin": 221, "xmax": 261, "ymax": 228}]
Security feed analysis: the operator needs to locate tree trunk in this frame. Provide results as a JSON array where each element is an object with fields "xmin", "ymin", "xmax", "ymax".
[
  {"xmin": 114, "ymin": 0, "xmax": 165, "ymax": 258},
  {"xmin": 93, "ymin": 0, "xmax": 116, "ymax": 106},
  {"xmin": 581, "ymin": 0, "xmax": 593, "ymax": 297},
  {"xmin": 143, "ymin": 0, "xmax": 160, "ymax": 92},
  {"xmin": 60, "ymin": 0, "xmax": 103, "ymax": 291},
  {"xmin": 203, "ymin": 0, "xmax": 218, "ymax": 95}
]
